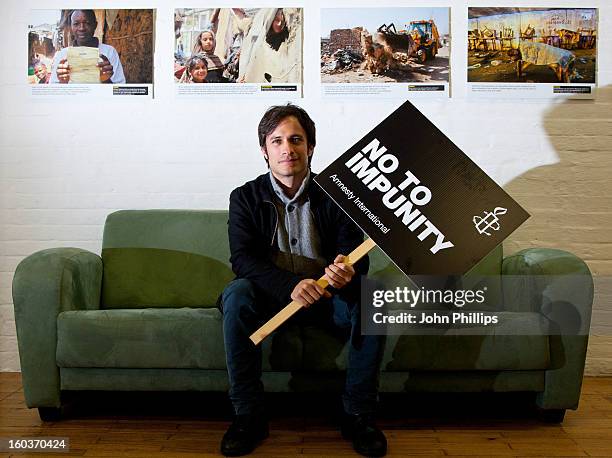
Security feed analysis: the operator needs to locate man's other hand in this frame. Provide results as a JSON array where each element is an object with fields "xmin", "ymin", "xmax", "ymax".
[
  {"xmin": 291, "ymin": 279, "xmax": 331, "ymax": 308},
  {"xmin": 324, "ymin": 255, "xmax": 355, "ymax": 289}
]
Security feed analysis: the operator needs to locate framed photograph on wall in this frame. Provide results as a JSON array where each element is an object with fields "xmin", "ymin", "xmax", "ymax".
[
  {"xmin": 321, "ymin": 7, "xmax": 451, "ymax": 99},
  {"xmin": 174, "ymin": 8, "xmax": 303, "ymax": 98},
  {"xmin": 467, "ymin": 7, "xmax": 598, "ymax": 99},
  {"xmin": 28, "ymin": 9, "xmax": 155, "ymax": 99}
]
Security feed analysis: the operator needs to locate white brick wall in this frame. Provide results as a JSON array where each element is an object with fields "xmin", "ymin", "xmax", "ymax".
[{"xmin": 1, "ymin": 1, "xmax": 611, "ymax": 373}]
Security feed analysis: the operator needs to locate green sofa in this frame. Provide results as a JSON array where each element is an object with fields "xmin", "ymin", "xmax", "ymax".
[{"xmin": 12, "ymin": 210, "xmax": 593, "ymax": 422}]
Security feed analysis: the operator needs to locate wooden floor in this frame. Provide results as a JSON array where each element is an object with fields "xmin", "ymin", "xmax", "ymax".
[{"xmin": 1, "ymin": 373, "xmax": 611, "ymax": 457}]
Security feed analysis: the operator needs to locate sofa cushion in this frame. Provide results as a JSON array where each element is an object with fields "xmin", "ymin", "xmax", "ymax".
[
  {"xmin": 57, "ymin": 308, "xmax": 228, "ymax": 369},
  {"xmin": 56, "ymin": 308, "xmax": 346, "ymax": 372},
  {"xmin": 385, "ymin": 312, "xmax": 551, "ymax": 371},
  {"xmin": 57, "ymin": 308, "xmax": 550, "ymax": 373},
  {"xmin": 101, "ymin": 210, "xmax": 233, "ymax": 309},
  {"xmin": 57, "ymin": 308, "xmax": 305, "ymax": 371}
]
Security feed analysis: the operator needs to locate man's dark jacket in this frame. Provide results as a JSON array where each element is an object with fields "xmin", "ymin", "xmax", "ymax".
[{"xmin": 228, "ymin": 172, "xmax": 368, "ymax": 307}]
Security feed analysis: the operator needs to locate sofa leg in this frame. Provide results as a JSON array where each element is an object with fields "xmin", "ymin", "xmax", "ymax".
[
  {"xmin": 537, "ymin": 408, "xmax": 566, "ymax": 423},
  {"xmin": 38, "ymin": 407, "xmax": 63, "ymax": 422}
]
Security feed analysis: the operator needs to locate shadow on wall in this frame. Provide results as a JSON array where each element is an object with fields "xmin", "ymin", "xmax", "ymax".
[
  {"xmin": 504, "ymin": 85, "xmax": 612, "ymax": 376},
  {"xmin": 504, "ymin": 85, "xmax": 612, "ymax": 277}
]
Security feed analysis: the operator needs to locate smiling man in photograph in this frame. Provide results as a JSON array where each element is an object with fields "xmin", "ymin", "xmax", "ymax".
[
  {"xmin": 50, "ymin": 9, "xmax": 126, "ymax": 84},
  {"xmin": 219, "ymin": 104, "xmax": 387, "ymax": 457}
]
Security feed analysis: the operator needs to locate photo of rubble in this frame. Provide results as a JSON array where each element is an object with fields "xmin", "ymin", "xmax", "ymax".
[
  {"xmin": 468, "ymin": 8, "xmax": 597, "ymax": 84},
  {"xmin": 321, "ymin": 8, "xmax": 450, "ymax": 84}
]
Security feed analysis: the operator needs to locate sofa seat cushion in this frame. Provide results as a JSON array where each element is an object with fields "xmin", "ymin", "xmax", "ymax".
[
  {"xmin": 57, "ymin": 308, "xmax": 229, "ymax": 369},
  {"xmin": 56, "ymin": 308, "xmax": 309, "ymax": 371},
  {"xmin": 386, "ymin": 312, "xmax": 551, "ymax": 371},
  {"xmin": 56, "ymin": 309, "xmax": 550, "ymax": 373},
  {"xmin": 55, "ymin": 308, "xmax": 356, "ymax": 372}
]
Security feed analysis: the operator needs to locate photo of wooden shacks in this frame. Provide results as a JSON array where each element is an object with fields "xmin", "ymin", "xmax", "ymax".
[{"xmin": 468, "ymin": 8, "xmax": 597, "ymax": 84}]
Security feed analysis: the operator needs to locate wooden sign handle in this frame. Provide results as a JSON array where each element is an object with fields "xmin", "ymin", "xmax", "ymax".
[{"xmin": 249, "ymin": 238, "xmax": 377, "ymax": 345}]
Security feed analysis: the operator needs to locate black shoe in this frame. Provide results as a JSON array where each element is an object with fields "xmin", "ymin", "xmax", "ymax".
[
  {"xmin": 341, "ymin": 413, "xmax": 387, "ymax": 457},
  {"xmin": 220, "ymin": 414, "xmax": 269, "ymax": 457}
]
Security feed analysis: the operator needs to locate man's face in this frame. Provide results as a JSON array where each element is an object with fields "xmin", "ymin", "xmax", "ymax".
[
  {"xmin": 200, "ymin": 32, "xmax": 214, "ymax": 52},
  {"xmin": 71, "ymin": 11, "xmax": 96, "ymax": 46},
  {"xmin": 262, "ymin": 116, "xmax": 312, "ymax": 180}
]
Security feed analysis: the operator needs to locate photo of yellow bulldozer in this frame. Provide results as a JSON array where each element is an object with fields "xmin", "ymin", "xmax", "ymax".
[
  {"xmin": 409, "ymin": 20, "xmax": 442, "ymax": 62},
  {"xmin": 321, "ymin": 8, "xmax": 450, "ymax": 84},
  {"xmin": 377, "ymin": 19, "xmax": 442, "ymax": 63}
]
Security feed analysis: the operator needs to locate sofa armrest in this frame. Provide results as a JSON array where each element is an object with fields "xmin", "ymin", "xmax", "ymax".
[
  {"xmin": 12, "ymin": 248, "xmax": 102, "ymax": 408},
  {"xmin": 502, "ymin": 247, "xmax": 592, "ymax": 277},
  {"xmin": 502, "ymin": 248, "xmax": 593, "ymax": 410},
  {"xmin": 501, "ymin": 248, "xmax": 593, "ymax": 323}
]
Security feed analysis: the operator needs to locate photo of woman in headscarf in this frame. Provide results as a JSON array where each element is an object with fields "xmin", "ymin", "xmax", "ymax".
[
  {"xmin": 174, "ymin": 8, "xmax": 303, "ymax": 86},
  {"xmin": 265, "ymin": 9, "xmax": 289, "ymax": 51},
  {"xmin": 238, "ymin": 8, "xmax": 302, "ymax": 84}
]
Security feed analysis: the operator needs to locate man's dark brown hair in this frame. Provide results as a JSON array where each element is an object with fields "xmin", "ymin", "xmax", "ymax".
[{"xmin": 258, "ymin": 104, "xmax": 316, "ymax": 166}]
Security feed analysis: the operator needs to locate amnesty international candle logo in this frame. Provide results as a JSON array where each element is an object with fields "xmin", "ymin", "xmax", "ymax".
[
  {"xmin": 314, "ymin": 100, "xmax": 530, "ymax": 276},
  {"xmin": 473, "ymin": 207, "xmax": 508, "ymax": 236}
]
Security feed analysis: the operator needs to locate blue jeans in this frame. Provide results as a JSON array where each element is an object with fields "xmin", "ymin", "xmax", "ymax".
[{"xmin": 221, "ymin": 278, "xmax": 385, "ymax": 416}]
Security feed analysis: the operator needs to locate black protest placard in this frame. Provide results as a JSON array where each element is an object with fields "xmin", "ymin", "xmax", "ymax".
[{"xmin": 314, "ymin": 100, "xmax": 529, "ymax": 277}]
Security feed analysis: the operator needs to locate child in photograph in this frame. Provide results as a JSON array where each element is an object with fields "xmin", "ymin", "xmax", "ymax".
[
  {"xmin": 33, "ymin": 61, "xmax": 51, "ymax": 84},
  {"xmin": 180, "ymin": 54, "xmax": 208, "ymax": 83},
  {"xmin": 192, "ymin": 30, "xmax": 227, "ymax": 83}
]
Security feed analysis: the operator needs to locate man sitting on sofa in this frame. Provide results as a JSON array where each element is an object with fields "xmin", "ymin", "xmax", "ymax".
[{"xmin": 220, "ymin": 104, "xmax": 387, "ymax": 457}]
